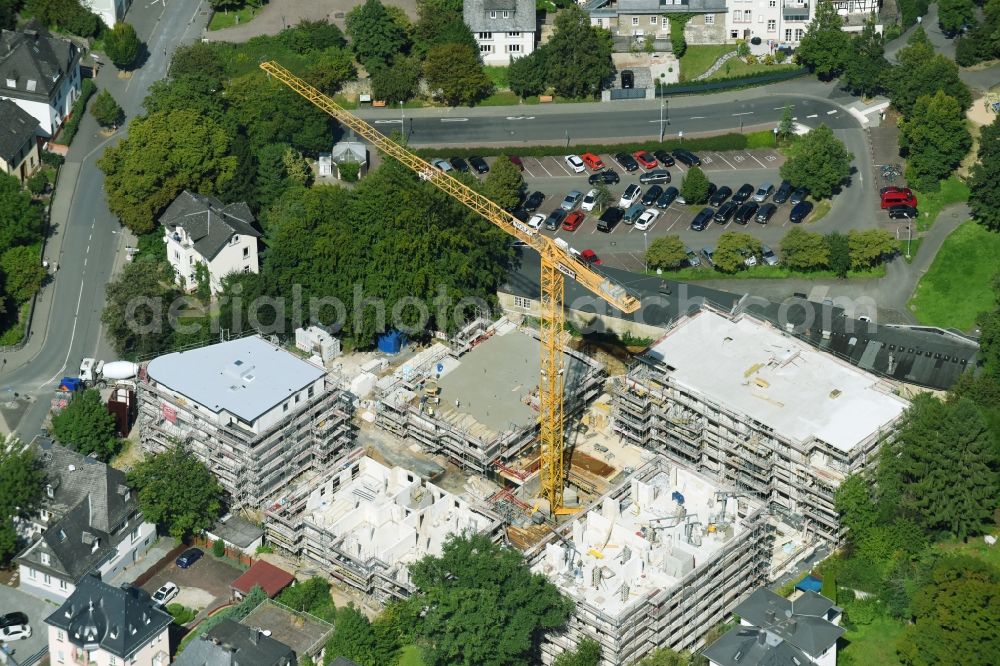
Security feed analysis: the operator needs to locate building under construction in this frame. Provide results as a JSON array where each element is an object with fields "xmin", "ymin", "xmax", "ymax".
[
  {"xmin": 375, "ymin": 319, "xmax": 604, "ymax": 475},
  {"xmin": 138, "ymin": 335, "xmax": 356, "ymax": 509},
  {"xmin": 611, "ymin": 309, "xmax": 909, "ymax": 542},
  {"xmin": 530, "ymin": 455, "xmax": 773, "ymax": 666},
  {"xmin": 264, "ymin": 454, "xmax": 504, "ymax": 605}
]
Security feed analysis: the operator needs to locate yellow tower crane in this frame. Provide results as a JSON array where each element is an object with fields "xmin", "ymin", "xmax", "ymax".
[{"xmin": 261, "ymin": 61, "xmax": 641, "ymax": 513}]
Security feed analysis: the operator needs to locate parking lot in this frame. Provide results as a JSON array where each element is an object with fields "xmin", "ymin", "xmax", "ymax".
[
  {"xmin": 0, "ymin": 585, "xmax": 54, "ymax": 665},
  {"xmin": 140, "ymin": 551, "xmax": 245, "ymax": 622}
]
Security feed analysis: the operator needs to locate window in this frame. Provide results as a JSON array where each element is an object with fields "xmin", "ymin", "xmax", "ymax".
[
  {"xmin": 295, "ymin": 393, "xmax": 301, "ymax": 403},
  {"xmin": 44, "ymin": 574, "xmax": 51, "ymax": 584},
  {"xmin": 596, "ymin": 18, "xmax": 603, "ymax": 27},
  {"xmin": 59, "ymin": 579, "xmax": 67, "ymax": 590},
  {"xmin": 513, "ymin": 296, "xmax": 531, "ymax": 309},
  {"xmin": 508, "ymin": 31, "xmax": 520, "ymax": 37},
  {"xmin": 41, "ymin": 552, "xmax": 50, "ymax": 565},
  {"xmin": 478, "ymin": 32, "xmax": 492, "ymax": 40},
  {"xmin": 746, "ymin": 10, "xmax": 751, "ymax": 22},
  {"xmin": 243, "ymin": 266, "xmax": 251, "ymax": 273},
  {"xmin": 308, "ymin": 386, "xmax": 315, "ymax": 398},
  {"xmin": 662, "ymin": 17, "xmax": 669, "ymax": 27},
  {"xmin": 632, "ymin": 17, "xmax": 639, "ymax": 26},
  {"xmin": 795, "ymin": 28, "xmax": 804, "ymax": 39},
  {"xmin": 768, "ymin": 19, "xmax": 776, "ymax": 31},
  {"xmin": 131, "ymin": 527, "xmax": 139, "ymax": 543},
  {"xmin": 481, "ymin": 44, "xmax": 493, "ymax": 53},
  {"xmin": 785, "ymin": 28, "xmax": 793, "ymax": 40},
  {"xmin": 230, "ymin": 235, "xmax": 239, "ymax": 244},
  {"xmin": 731, "ymin": 30, "xmax": 739, "ymax": 38},
  {"xmin": 58, "ymin": 631, "xmax": 64, "ymax": 642},
  {"xmin": 110, "ymin": 657, "xmax": 117, "ymax": 666},
  {"xmin": 502, "ymin": 10, "xmax": 509, "ymax": 18},
  {"xmin": 704, "ymin": 14, "xmax": 714, "ymax": 24},
  {"xmin": 489, "ymin": 10, "xmax": 496, "ymax": 18},
  {"xmin": 57, "ymin": 651, "xmax": 64, "ymax": 664},
  {"xmin": 28, "ymin": 568, "xmax": 36, "ymax": 579},
  {"xmin": 770, "ymin": 0, "xmax": 776, "ymax": 5},
  {"xmin": 46, "ymin": 484, "xmax": 54, "ymax": 498},
  {"xmin": 39, "ymin": 509, "xmax": 48, "ymax": 521},
  {"xmin": 243, "ymin": 246, "xmax": 249, "ymax": 258},
  {"xmin": 283, "ymin": 402, "xmax": 289, "ymax": 412},
  {"xmin": 733, "ymin": 10, "xmax": 741, "ymax": 21},
  {"xmin": 650, "ymin": 16, "xmax": 657, "ymax": 24},
  {"xmin": 506, "ymin": 44, "xmax": 521, "ymax": 53}
]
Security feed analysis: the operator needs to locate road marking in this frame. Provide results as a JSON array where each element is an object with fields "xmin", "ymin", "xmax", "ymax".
[
  {"xmin": 774, "ymin": 105, "xmax": 794, "ymax": 110},
  {"xmin": 806, "ymin": 114, "xmax": 818, "ymax": 118},
  {"xmin": 554, "ymin": 159, "xmax": 573, "ymax": 176},
  {"xmin": 715, "ymin": 153, "xmax": 736, "ymax": 169},
  {"xmin": 522, "ymin": 165, "xmax": 536, "ymax": 178},
  {"xmin": 827, "ymin": 110, "xmax": 838, "ymax": 115},
  {"xmin": 749, "ymin": 153, "xmax": 767, "ymax": 168},
  {"xmin": 506, "ymin": 116, "xmax": 535, "ymax": 120},
  {"xmin": 374, "ymin": 120, "xmax": 401, "ymax": 124},
  {"xmin": 689, "ymin": 116, "xmax": 706, "ymax": 119},
  {"xmin": 732, "ymin": 112, "xmax": 754, "ymax": 116},
  {"xmin": 792, "ymin": 116, "xmax": 798, "ymax": 120},
  {"xmin": 440, "ymin": 118, "xmax": 469, "ymax": 122},
  {"xmin": 535, "ymin": 159, "xmax": 554, "ymax": 178}
]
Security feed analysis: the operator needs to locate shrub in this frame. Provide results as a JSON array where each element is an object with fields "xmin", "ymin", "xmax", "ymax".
[
  {"xmin": 762, "ymin": 54, "xmax": 775, "ymax": 65},
  {"xmin": 27, "ymin": 172, "xmax": 48, "ymax": 196},
  {"xmin": 212, "ymin": 538, "xmax": 226, "ymax": 557},
  {"xmin": 167, "ymin": 603, "xmax": 196, "ymax": 625},
  {"xmin": 415, "ymin": 133, "xmax": 752, "ymax": 159},
  {"xmin": 745, "ymin": 54, "xmax": 758, "ymax": 65},
  {"xmin": 255, "ymin": 545, "xmax": 275, "ymax": 554},
  {"xmin": 54, "ymin": 79, "xmax": 96, "ymax": 146},
  {"xmin": 750, "ymin": 36, "xmax": 762, "ymax": 45},
  {"xmin": 40, "ymin": 151, "xmax": 64, "ymax": 167},
  {"xmin": 339, "ymin": 162, "xmax": 360, "ymax": 182},
  {"xmin": 845, "ymin": 598, "xmax": 881, "ymax": 626}
]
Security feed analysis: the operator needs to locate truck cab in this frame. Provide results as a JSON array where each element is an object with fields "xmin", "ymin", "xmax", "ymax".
[{"xmin": 79, "ymin": 358, "xmax": 104, "ymax": 383}]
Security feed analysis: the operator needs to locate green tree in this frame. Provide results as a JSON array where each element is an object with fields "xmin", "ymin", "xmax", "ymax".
[
  {"xmin": 98, "ymin": 110, "xmax": 237, "ymax": 234},
  {"xmin": 345, "ymin": 0, "xmax": 410, "ymax": 71},
  {"xmin": 713, "ymin": 232, "xmax": 762, "ymax": 273},
  {"xmin": 0, "ymin": 436, "xmax": 46, "ymax": 564},
  {"xmin": 127, "ymin": 444, "xmax": 223, "ymax": 538},
  {"xmin": 592, "ymin": 182, "xmax": 612, "ymax": 212},
  {"xmin": 968, "ymin": 114, "xmax": 1000, "ymax": 232},
  {"xmin": 101, "ymin": 257, "xmax": 180, "ymax": 356},
  {"xmin": 834, "ymin": 474, "xmax": 878, "ymax": 545},
  {"xmin": 778, "ymin": 104, "xmax": 794, "ymax": 139},
  {"xmin": 423, "ymin": 43, "xmax": 492, "ymax": 107},
  {"xmin": 143, "ymin": 74, "xmax": 227, "ymax": 125},
  {"xmin": 169, "ymin": 42, "xmax": 225, "ymax": 80},
  {"xmin": 104, "ymin": 22, "xmax": 142, "ymax": 70},
  {"xmin": 646, "ymin": 235, "xmax": 687, "ymax": 271},
  {"xmin": 0, "ymin": 245, "xmax": 46, "ymax": 303},
  {"xmin": 255, "ymin": 142, "xmax": 297, "ymax": 210},
  {"xmin": 90, "ymin": 89, "xmax": 124, "ymax": 128},
  {"xmin": 277, "ymin": 577, "xmax": 336, "ymax": 622},
  {"xmin": 51, "ymin": 389, "xmax": 120, "ymax": 460},
  {"xmin": 25, "ymin": 0, "xmax": 101, "ymax": 37},
  {"xmin": 220, "ymin": 131, "xmax": 259, "ymax": 207},
  {"xmin": 0, "ymin": 172, "xmax": 44, "ymax": 250},
  {"xmin": 638, "ymin": 646, "xmax": 694, "ymax": 665},
  {"xmin": 282, "ymin": 146, "xmax": 314, "ymax": 187},
  {"xmin": 553, "ymin": 639, "xmax": 601, "ymax": 666},
  {"xmin": 826, "ymin": 232, "xmax": 851, "ymax": 277},
  {"xmin": 779, "ymin": 124, "xmax": 852, "ymax": 199},
  {"xmin": 277, "ymin": 19, "xmax": 347, "ymax": 53},
  {"xmin": 306, "ymin": 47, "xmax": 356, "ymax": 94},
  {"xmin": 371, "ymin": 56, "xmax": 422, "ymax": 103},
  {"xmin": 508, "ymin": 48, "xmax": 549, "ymax": 98},
  {"xmin": 411, "ymin": 0, "xmax": 476, "ymax": 58},
  {"xmin": 324, "ymin": 605, "xmax": 378, "ymax": 666},
  {"xmin": 896, "ymin": 396, "xmax": 1000, "ymax": 542},
  {"xmin": 545, "ymin": 5, "xmax": 614, "ymax": 99},
  {"xmin": 938, "ymin": 0, "xmax": 976, "ymax": 37},
  {"xmin": 842, "ymin": 17, "xmax": 889, "ymax": 98},
  {"xmin": 225, "ymin": 75, "xmax": 334, "ymax": 154},
  {"xmin": 667, "ymin": 14, "xmax": 692, "ymax": 58},
  {"xmin": 890, "ymin": 31, "xmax": 972, "ymax": 116},
  {"xmin": 897, "ymin": 556, "xmax": 1000, "ymax": 666},
  {"xmin": 900, "ymin": 91, "xmax": 972, "ymax": 190},
  {"xmin": 795, "ymin": 1, "xmax": 851, "ymax": 80},
  {"xmin": 680, "ymin": 166, "xmax": 711, "ymax": 205},
  {"xmin": 403, "ymin": 533, "xmax": 573, "ymax": 666},
  {"xmin": 481, "ymin": 156, "xmax": 524, "ymax": 210},
  {"xmin": 847, "ymin": 229, "xmax": 895, "ymax": 269},
  {"xmin": 26, "ymin": 172, "xmax": 48, "ymax": 196},
  {"xmin": 779, "ymin": 228, "xmax": 829, "ymax": 271}
]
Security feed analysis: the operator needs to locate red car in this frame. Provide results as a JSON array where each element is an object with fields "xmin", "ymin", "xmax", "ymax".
[
  {"xmin": 581, "ymin": 152, "xmax": 605, "ymax": 170},
  {"xmin": 633, "ymin": 150, "xmax": 658, "ymax": 170},
  {"xmin": 562, "ymin": 211, "xmax": 585, "ymax": 231},
  {"xmin": 508, "ymin": 155, "xmax": 525, "ymax": 171},
  {"xmin": 579, "ymin": 249, "xmax": 601, "ymax": 265},
  {"xmin": 881, "ymin": 191, "xmax": 917, "ymax": 209}
]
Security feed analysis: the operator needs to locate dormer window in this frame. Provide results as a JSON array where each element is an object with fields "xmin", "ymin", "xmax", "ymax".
[
  {"xmin": 489, "ymin": 10, "xmax": 496, "ymax": 18},
  {"xmin": 26, "ymin": 79, "xmax": 36, "ymax": 91},
  {"xmin": 46, "ymin": 484, "xmax": 54, "ymax": 498},
  {"xmin": 91, "ymin": 539, "xmax": 100, "ymax": 552},
  {"xmin": 41, "ymin": 552, "xmax": 50, "ymax": 565},
  {"xmin": 5, "ymin": 79, "xmax": 15, "ymax": 88},
  {"xmin": 503, "ymin": 10, "xmax": 509, "ymax": 17},
  {"xmin": 230, "ymin": 235, "xmax": 239, "ymax": 244}
]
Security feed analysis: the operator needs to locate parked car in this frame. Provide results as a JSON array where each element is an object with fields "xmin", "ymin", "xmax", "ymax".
[
  {"xmin": 672, "ymin": 148, "xmax": 702, "ymax": 166},
  {"xmin": 634, "ymin": 150, "xmax": 658, "ymax": 169},
  {"xmin": 732, "ymin": 183, "xmax": 755, "ymax": 205},
  {"xmin": 560, "ymin": 190, "xmax": 584, "ymax": 211},
  {"xmin": 614, "ymin": 152, "xmax": 639, "ymax": 172},
  {"xmin": 761, "ymin": 245, "xmax": 779, "ymax": 266},
  {"xmin": 508, "ymin": 155, "xmax": 525, "ymax": 171},
  {"xmin": 563, "ymin": 211, "xmax": 585, "ymax": 231},
  {"xmin": 879, "ymin": 185, "xmax": 913, "ymax": 197},
  {"xmin": 714, "ymin": 201, "xmax": 739, "ymax": 224},
  {"xmin": 641, "ymin": 185, "xmax": 663, "ymax": 206},
  {"xmin": 524, "ymin": 191, "xmax": 545, "ymax": 212},
  {"xmin": 597, "ymin": 207, "xmax": 623, "ymax": 232},
  {"xmin": 175, "ymin": 548, "xmax": 204, "ymax": 569},
  {"xmin": 432, "ymin": 159, "xmax": 453, "ymax": 172},
  {"xmin": 619, "ymin": 183, "xmax": 641, "ymax": 208},
  {"xmin": 773, "ymin": 180, "xmax": 793, "ymax": 204},
  {"xmin": 701, "ymin": 246, "xmax": 716, "ymax": 265},
  {"xmin": 449, "ymin": 157, "xmax": 470, "ymax": 173},
  {"xmin": 635, "ymin": 208, "xmax": 660, "ymax": 231},
  {"xmin": 755, "ymin": 202, "xmax": 778, "ymax": 224},
  {"xmin": 621, "ymin": 70, "xmax": 634, "ymax": 89},
  {"xmin": 581, "ymin": 188, "xmax": 599, "ymax": 212},
  {"xmin": 588, "ymin": 169, "xmax": 620, "ymax": 185},
  {"xmin": 623, "ymin": 203, "xmax": 646, "ymax": 225},
  {"xmin": 734, "ymin": 201, "xmax": 759, "ymax": 225},
  {"xmin": 790, "ymin": 187, "xmax": 809, "ymax": 205},
  {"xmin": 581, "ymin": 152, "xmax": 604, "ymax": 170},
  {"xmin": 881, "ymin": 191, "xmax": 917, "ymax": 209},
  {"xmin": 565, "ymin": 154, "xmax": 586, "ymax": 173},
  {"xmin": 790, "ymin": 200, "xmax": 814, "ymax": 223},
  {"xmin": 579, "ymin": 248, "xmax": 601, "ymax": 265},
  {"xmin": 510, "ymin": 208, "xmax": 530, "ymax": 223},
  {"xmin": 152, "ymin": 582, "xmax": 179, "ymax": 606},
  {"xmin": 469, "ymin": 156, "xmax": 489, "ymax": 174},
  {"xmin": 753, "ymin": 182, "xmax": 775, "ymax": 202},
  {"xmin": 653, "ymin": 149, "xmax": 675, "ymax": 167},
  {"xmin": 0, "ymin": 613, "xmax": 30, "ymax": 641},
  {"xmin": 544, "ymin": 209, "xmax": 568, "ymax": 230},
  {"xmin": 690, "ymin": 208, "xmax": 715, "ymax": 231},
  {"xmin": 709, "ymin": 186, "xmax": 733, "ymax": 207},
  {"xmin": 685, "ymin": 246, "xmax": 701, "ymax": 267},
  {"xmin": 639, "ymin": 169, "xmax": 671, "ymax": 185},
  {"xmin": 527, "ymin": 213, "xmax": 546, "ymax": 230},
  {"xmin": 888, "ymin": 205, "xmax": 918, "ymax": 219},
  {"xmin": 656, "ymin": 186, "xmax": 679, "ymax": 209}
]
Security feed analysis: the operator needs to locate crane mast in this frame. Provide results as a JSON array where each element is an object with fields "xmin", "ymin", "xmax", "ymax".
[{"xmin": 261, "ymin": 61, "xmax": 641, "ymax": 513}]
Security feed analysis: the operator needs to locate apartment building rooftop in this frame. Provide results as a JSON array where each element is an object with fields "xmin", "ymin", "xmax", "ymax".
[
  {"xmin": 642, "ymin": 310, "xmax": 908, "ymax": 452},
  {"xmin": 534, "ymin": 462, "xmax": 762, "ymax": 618},
  {"xmin": 146, "ymin": 335, "xmax": 325, "ymax": 422}
]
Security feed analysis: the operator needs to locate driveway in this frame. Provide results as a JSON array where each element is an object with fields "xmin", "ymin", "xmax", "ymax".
[
  {"xmin": 0, "ymin": 585, "xmax": 56, "ymax": 665},
  {"xmin": 208, "ymin": 0, "xmax": 419, "ymax": 42},
  {"xmin": 140, "ymin": 553, "xmax": 245, "ymax": 622}
]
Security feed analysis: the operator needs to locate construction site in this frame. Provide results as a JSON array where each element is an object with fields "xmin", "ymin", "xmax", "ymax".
[{"xmin": 611, "ymin": 308, "xmax": 910, "ymax": 542}]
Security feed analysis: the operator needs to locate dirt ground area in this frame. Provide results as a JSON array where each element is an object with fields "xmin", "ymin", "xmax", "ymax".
[
  {"xmin": 207, "ymin": 0, "xmax": 419, "ymax": 43},
  {"xmin": 571, "ymin": 449, "xmax": 615, "ymax": 478}
]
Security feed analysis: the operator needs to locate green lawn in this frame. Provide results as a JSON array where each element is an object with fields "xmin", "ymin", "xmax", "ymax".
[
  {"xmin": 913, "ymin": 176, "xmax": 970, "ymax": 231},
  {"xmin": 909, "ymin": 220, "xmax": 1000, "ymax": 330},
  {"xmin": 208, "ymin": 5, "xmax": 260, "ymax": 31},
  {"xmin": 484, "ymin": 65, "xmax": 509, "ymax": 89},
  {"xmin": 935, "ymin": 538, "xmax": 1000, "ymax": 570},
  {"xmin": 709, "ymin": 61, "xmax": 799, "ymax": 81},
  {"xmin": 679, "ymin": 44, "xmax": 734, "ymax": 81},
  {"xmin": 896, "ymin": 237, "xmax": 924, "ymax": 263},
  {"xmin": 399, "ymin": 645, "xmax": 425, "ymax": 666},
  {"xmin": 839, "ymin": 614, "xmax": 906, "ymax": 666}
]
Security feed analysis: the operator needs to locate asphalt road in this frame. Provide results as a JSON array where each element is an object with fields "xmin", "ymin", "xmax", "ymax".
[{"xmin": 2, "ymin": 0, "xmax": 209, "ymax": 439}]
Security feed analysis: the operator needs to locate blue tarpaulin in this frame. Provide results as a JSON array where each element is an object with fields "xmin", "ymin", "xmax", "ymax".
[{"xmin": 795, "ymin": 574, "xmax": 823, "ymax": 593}]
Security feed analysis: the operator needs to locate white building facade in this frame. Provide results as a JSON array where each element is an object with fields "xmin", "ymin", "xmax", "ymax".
[
  {"xmin": 464, "ymin": 0, "xmax": 537, "ymax": 66},
  {"xmin": 81, "ymin": 0, "xmax": 132, "ymax": 29}
]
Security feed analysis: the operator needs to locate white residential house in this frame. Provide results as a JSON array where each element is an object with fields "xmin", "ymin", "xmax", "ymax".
[
  {"xmin": 81, "ymin": 0, "xmax": 133, "ymax": 29},
  {"xmin": 464, "ymin": 0, "xmax": 537, "ymax": 66},
  {"xmin": 0, "ymin": 98, "xmax": 41, "ymax": 184},
  {"xmin": 45, "ymin": 575, "xmax": 172, "ymax": 666},
  {"xmin": 725, "ymin": 0, "xmax": 814, "ymax": 47},
  {"xmin": 16, "ymin": 438, "xmax": 156, "ymax": 603},
  {"xmin": 0, "ymin": 28, "xmax": 82, "ymax": 136},
  {"xmin": 160, "ymin": 190, "xmax": 260, "ymax": 294}
]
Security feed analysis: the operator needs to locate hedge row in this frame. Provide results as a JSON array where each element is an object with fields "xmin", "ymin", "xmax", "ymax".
[
  {"xmin": 54, "ymin": 79, "xmax": 97, "ymax": 146},
  {"xmin": 656, "ymin": 67, "xmax": 808, "ymax": 96},
  {"xmin": 414, "ymin": 132, "xmax": 756, "ymax": 159}
]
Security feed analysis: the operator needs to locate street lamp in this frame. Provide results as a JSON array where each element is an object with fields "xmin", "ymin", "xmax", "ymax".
[
  {"xmin": 906, "ymin": 224, "xmax": 912, "ymax": 260},
  {"xmin": 400, "ymin": 101, "xmax": 405, "ymax": 144},
  {"xmin": 773, "ymin": 126, "xmax": 779, "ymax": 147},
  {"xmin": 659, "ymin": 99, "xmax": 664, "ymax": 142},
  {"xmin": 665, "ymin": 99, "xmax": 669, "ymax": 126}
]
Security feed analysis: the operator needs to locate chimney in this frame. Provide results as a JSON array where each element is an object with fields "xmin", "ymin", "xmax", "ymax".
[
  {"xmin": 766, "ymin": 610, "xmax": 776, "ymax": 623},
  {"xmin": 757, "ymin": 631, "xmax": 766, "ymax": 645},
  {"xmin": 788, "ymin": 619, "xmax": 797, "ymax": 633}
]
